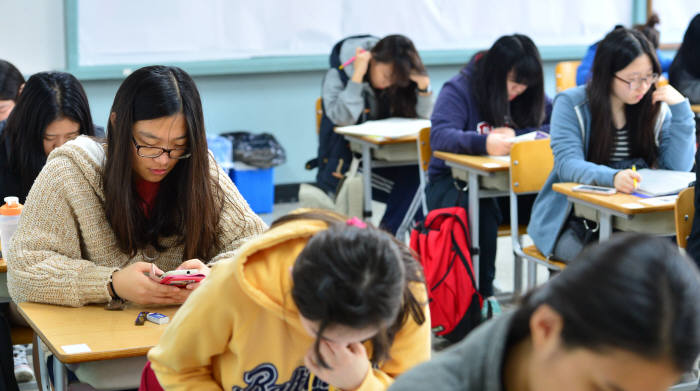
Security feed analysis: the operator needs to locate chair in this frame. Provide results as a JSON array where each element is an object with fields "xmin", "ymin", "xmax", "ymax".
[
  {"xmin": 509, "ymin": 139, "xmax": 566, "ymax": 293},
  {"xmin": 315, "ymin": 97, "xmax": 323, "ymax": 134},
  {"xmin": 555, "ymin": 61, "xmax": 581, "ymax": 93},
  {"xmin": 416, "ymin": 127, "xmax": 431, "ymax": 215},
  {"xmin": 675, "ymin": 186, "xmax": 695, "ymax": 249}
]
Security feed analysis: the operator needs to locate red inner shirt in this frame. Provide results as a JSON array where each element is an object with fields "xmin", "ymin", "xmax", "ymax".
[{"xmin": 135, "ymin": 178, "xmax": 161, "ymax": 217}]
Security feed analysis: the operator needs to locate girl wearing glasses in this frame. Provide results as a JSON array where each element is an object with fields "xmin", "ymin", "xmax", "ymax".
[
  {"xmin": 6, "ymin": 65, "xmax": 266, "ymax": 388},
  {"xmin": 7, "ymin": 65, "xmax": 265, "ymax": 307},
  {"xmin": 528, "ymin": 28, "xmax": 695, "ymax": 262}
]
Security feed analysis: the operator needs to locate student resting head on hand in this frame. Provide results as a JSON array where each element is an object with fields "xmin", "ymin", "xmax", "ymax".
[{"xmin": 145, "ymin": 210, "xmax": 430, "ymax": 391}]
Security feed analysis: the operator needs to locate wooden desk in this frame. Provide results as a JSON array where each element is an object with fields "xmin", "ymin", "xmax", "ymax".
[
  {"xmin": 691, "ymin": 104, "xmax": 700, "ymax": 114},
  {"xmin": 0, "ymin": 258, "xmax": 6, "ymax": 273},
  {"xmin": 552, "ymin": 182, "xmax": 676, "ymax": 240},
  {"xmin": 340, "ymin": 133, "xmax": 420, "ymax": 239},
  {"xmin": 0, "ymin": 259, "xmax": 7, "ymax": 302},
  {"xmin": 18, "ymin": 302, "xmax": 178, "ymax": 391},
  {"xmin": 433, "ymin": 151, "xmax": 511, "ymax": 287}
]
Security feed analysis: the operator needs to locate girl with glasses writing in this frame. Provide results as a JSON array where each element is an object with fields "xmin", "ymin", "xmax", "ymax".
[{"xmin": 528, "ymin": 28, "xmax": 695, "ymax": 262}]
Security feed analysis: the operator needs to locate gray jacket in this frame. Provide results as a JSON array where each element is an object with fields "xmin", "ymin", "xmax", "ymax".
[
  {"xmin": 389, "ymin": 311, "xmax": 515, "ymax": 391},
  {"xmin": 321, "ymin": 36, "xmax": 433, "ymax": 125}
]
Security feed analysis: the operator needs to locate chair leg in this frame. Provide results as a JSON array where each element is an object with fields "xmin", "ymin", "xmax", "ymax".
[
  {"xmin": 34, "ymin": 334, "xmax": 52, "ymax": 391},
  {"xmin": 526, "ymin": 261, "xmax": 538, "ymax": 290}
]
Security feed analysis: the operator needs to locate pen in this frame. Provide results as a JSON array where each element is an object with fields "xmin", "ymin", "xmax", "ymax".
[
  {"xmin": 632, "ymin": 165, "xmax": 638, "ymax": 189},
  {"xmin": 338, "ymin": 49, "xmax": 366, "ymax": 70}
]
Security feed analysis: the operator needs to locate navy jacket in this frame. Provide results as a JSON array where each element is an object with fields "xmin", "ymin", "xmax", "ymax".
[{"xmin": 428, "ymin": 59, "xmax": 552, "ymax": 180}]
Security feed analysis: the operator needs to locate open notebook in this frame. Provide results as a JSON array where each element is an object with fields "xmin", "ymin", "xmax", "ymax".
[
  {"xmin": 635, "ymin": 169, "xmax": 695, "ymax": 197},
  {"xmin": 334, "ymin": 118, "xmax": 431, "ymax": 139}
]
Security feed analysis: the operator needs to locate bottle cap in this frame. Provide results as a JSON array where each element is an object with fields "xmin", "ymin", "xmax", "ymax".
[{"xmin": 0, "ymin": 197, "xmax": 22, "ymax": 216}]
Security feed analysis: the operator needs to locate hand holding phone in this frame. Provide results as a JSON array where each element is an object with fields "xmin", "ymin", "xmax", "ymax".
[{"xmin": 159, "ymin": 269, "xmax": 206, "ymax": 286}]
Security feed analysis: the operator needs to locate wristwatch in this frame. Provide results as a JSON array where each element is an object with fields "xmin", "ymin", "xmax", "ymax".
[
  {"xmin": 105, "ymin": 272, "xmax": 127, "ymax": 310},
  {"xmin": 417, "ymin": 84, "xmax": 432, "ymax": 94}
]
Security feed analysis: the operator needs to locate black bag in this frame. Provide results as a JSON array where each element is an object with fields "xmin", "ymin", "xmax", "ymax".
[
  {"xmin": 553, "ymin": 216, "xmax": 599, "ymax": 262},
  {"xmin": 219, "ymin": 131, "xmax": 286, "ymax": 169},
  {"xmin": 306, "ymin": 34, "xmax": 378, "ymax": 194}
]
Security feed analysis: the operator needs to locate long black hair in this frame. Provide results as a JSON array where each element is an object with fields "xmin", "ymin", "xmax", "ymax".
[
  {"xmin": 273, "ymin": 210, "xmax": 426, "ymax": 368},
  {"xmin": 586, "ymin": 28, "xmax": 661, "ymax": 166},
  {"xmin": 470, "ymin": 34, "xmax": 546, "ymax": 129},
  {"xmin": 0, "ymin": 72, "xmax": 94, "ymax": 200},
  {"xmin": 103, "ymin": 65, "xmax": 229, "ymax": 261},
  {"xmin": 0, "ymin": 60, "xmax": 24, "ymax": 101},
  {"xmin": 670, "ymin": 13, "xmax": 700, "ymax": 82},
  {"xmin": 509, "ymin": 233, "xmax": 700, "ymax": 372},
  {"xmin": 370, "ymin": 34, "xmax": 427, "ymax": 119}
]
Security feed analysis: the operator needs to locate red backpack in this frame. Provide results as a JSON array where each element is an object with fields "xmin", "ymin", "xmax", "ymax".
[{"xmin": 410, "ymin": 207, "xmax": 483, "ymax": 342}]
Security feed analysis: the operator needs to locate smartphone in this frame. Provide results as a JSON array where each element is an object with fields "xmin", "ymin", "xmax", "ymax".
[
  {"xmin": 159, "ymin": 269, "xmax": 206, "ymax": 286},
  {"xmin": 572, "ymin": 185, "xmax": 617, "ymax": 195}
]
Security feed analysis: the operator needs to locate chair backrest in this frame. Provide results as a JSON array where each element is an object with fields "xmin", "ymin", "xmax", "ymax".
[
  {"xmin": 510, "ymin": 138, "xmax": 554, "ymax": 194},
  {"xmin": 315, "ymin": 97, "xmax": 323, "ymax": 134},
  {"xmin": 416, "ymin": 127, "xmax": 431, "ymax": 175},
  {"xmin": 675, "ymin": 186, "xmax": 695, "ymax": 248},
  {"xmin": 555, "ymin": 61, "xmax": 581, "ymax": 93}
]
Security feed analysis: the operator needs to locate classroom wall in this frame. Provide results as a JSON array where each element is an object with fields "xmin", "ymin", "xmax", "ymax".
[{"xmin": 1, "ymin": 0, "xmax": 556, "ymax": 186}]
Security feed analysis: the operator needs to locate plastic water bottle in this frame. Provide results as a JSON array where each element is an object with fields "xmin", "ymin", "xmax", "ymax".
[{"xmin": 0, "ymin": 197, "xmax": 23, "ymax": 258}]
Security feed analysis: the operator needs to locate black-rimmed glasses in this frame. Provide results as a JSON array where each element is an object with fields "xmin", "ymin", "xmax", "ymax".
[
  {"xmin": 132, "ymin": 137, "xmax": 192, "ymax": 159},
  {"xmin": 614, "ymin": 73, "xmax": 659, "ymax": 90}
]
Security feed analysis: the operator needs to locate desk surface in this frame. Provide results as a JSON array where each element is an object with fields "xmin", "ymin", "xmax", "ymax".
[
  {"xmin": 691, "ymin": 104, "xmax": 700, "ymax": 114},
  {"xmin": 18, "ymin": 302, "xmax": 178, "ymax": 363},
  {"xmin": 552, "ymin": 183, "xmax": 676, "ymax": 215},
  {"xmin": 434, "ymin": 151, "xmax": 510, "ymax": 173},
  {"xmin": 343, "ymin": 133, "xmax": 417, "ymax": 145},
  {"xmin": 0, "ymin": 259, "xmax": 5, "ymax": 273}
]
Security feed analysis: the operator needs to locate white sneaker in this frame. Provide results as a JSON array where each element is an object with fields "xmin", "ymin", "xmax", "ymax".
[{"xmin": 13, "ymin": 344, "xmax": 34, "ymax": 383}]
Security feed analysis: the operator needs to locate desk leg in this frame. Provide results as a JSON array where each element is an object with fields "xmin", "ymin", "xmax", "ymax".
[
  {"xmin": 53, "ymin": 355, "xmax": 68, "ymax": 391},
  {"xmin": 396, "ymin": 187, "xmax": 422, "ymax": 241},
  {"xmin": 468, "ymin": 172, "xmax": 479, "ymax": 289},
  {"xmin": 599, "ymin": 212, "xmax": 612, "ymax": 241},
  {"xmin": 361, "ymin": 144, "xmax": 372, "ymax": 220},
  {"xmin": 35, "ymin": 334, "xmax": 51, "ymax": 391}
]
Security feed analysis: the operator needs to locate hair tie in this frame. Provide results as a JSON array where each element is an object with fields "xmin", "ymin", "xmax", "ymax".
[{"xmin": 346, "ymin": 217, "xmax": 367, "ymax": 228}]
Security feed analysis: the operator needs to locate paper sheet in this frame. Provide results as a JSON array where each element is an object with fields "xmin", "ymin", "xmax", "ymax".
[{"xmin": 335, "ymin": 118, "xmax": 430, "ymax": 139}]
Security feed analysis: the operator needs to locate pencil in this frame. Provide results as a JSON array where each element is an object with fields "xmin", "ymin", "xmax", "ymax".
[
  {"xmin": 632, "ymin": 165, "xmax": 638, "ymax": 189},
  {"xmin": 339, "ymin": 49, "xmax": 365, "ymax": 70}
]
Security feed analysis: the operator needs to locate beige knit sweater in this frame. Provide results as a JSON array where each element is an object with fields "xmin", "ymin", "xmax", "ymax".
[{"xmin": 6, "ymin": 136, "xmax": 267, "ymax": 307}]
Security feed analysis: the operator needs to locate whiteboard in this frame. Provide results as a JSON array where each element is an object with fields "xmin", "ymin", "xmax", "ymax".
[
  {"xmin": 653, "ymin": 0, "xmax": 700, "ymax": 44},
  {"xmin": 75, "ymin": 0, "xmax": 633, "ymax": 67}
]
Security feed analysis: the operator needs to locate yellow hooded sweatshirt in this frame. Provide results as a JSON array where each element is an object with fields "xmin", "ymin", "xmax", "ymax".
[{"xmin": 148, "ymin": 218, "xmax": 431, "ymax": 391}]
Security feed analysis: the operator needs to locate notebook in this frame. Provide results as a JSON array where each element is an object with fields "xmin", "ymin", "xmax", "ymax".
[
  {"xmin": 634, "ymin": 169, "xmax": 695, "ymax": 197},
  {"xmin": 335, "ymin": 118, "xmax": 431, "ymax": 139}
]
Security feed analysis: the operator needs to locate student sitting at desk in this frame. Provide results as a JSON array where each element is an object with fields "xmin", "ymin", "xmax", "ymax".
[
  {"xmin": 0, "ymin": 72, "xmax": 101, "ymax": 204},
  {"xmin": 317, "ymin": 34, "xmax": 433, "ymax": 234},
  {"xmin": 146, "ymin": 210, "xmax": 430, "ymax": 391},
  {"xmin": 528, "ymin": 28, "xmax": 695, "ymax": 262},
  {"xmin": 6, "ymin": 65, "xmax": 265, "ymax": 390},
  {"xmin": 0, "ymin": 60, "xmax": 24, "ymax": 124},
  {"xmin": 389, "ymin": 234, "xmax": 700, "ymax": 391},
  {"xmin": 427, "ymin": 34, "xmax": 551, "ymax": 299}
]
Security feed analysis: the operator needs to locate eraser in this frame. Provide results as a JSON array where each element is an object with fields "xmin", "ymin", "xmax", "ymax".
[{"xmin": 146, "ymin": 312, "xmax": 169, "ymax": 325}]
